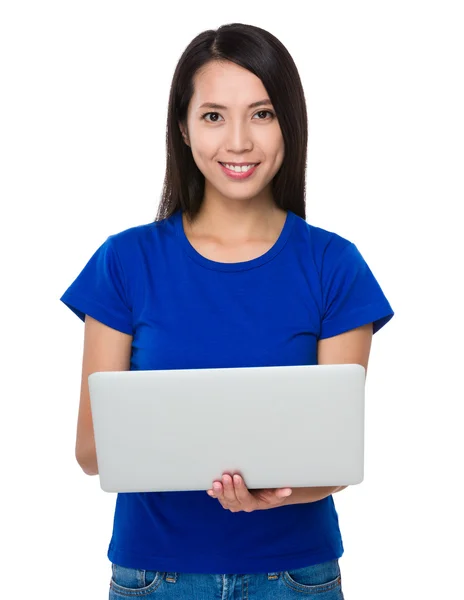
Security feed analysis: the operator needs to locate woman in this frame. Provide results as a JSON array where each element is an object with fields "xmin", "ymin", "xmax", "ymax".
[{"xmin": 60, "ymin": 22, "xmax": 394, "ymax": 599}]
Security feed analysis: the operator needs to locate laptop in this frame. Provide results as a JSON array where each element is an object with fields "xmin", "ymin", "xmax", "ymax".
[{"xmin": 88, "ymin": 363, "xmax": 365, "ymax": 493}]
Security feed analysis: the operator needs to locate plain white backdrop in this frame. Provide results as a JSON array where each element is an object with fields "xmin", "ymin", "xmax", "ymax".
[{"xmin": 1, "ymin": 1, "xmax": 463, "ymax": 598}]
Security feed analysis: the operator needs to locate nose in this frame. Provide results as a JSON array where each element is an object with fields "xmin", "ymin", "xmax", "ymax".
[{"xmin": 224, "ymin": 122, "xmax": 253, "ymax": 153}]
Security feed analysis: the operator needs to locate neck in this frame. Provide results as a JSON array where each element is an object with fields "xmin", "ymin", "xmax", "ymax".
[{"xmin": 184, "ymin": 193, "xmax": 285, "ymax": 243}]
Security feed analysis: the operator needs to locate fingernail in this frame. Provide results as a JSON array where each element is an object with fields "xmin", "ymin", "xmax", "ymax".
[{"xmin": 282, "ymin": 489, "xmax": 292, "ymax": 496}]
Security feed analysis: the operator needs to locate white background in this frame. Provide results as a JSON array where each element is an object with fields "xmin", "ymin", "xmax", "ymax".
[{"xmin": 1, "ymin": 1, "xmax": 463, "ymax": 598}]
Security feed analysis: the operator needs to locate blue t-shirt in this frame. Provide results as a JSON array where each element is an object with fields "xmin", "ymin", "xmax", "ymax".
[{"xmin": 60, "ymin": 209, "xmax": 394, "ymax": 574}]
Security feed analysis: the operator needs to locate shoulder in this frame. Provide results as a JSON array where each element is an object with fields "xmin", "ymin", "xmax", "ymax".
[
  {"xmin": 94, "ymin": 216, "xmax": 176, "ymax": 290},
  {"xmin": 106, "ymin": 213, "xmax": 177, "ymax": 255},
  {"xmin": 108, "ymin": 217, "xmax": 172, "ymax": 245},
  {"xmin": 291, "ymin": 212, "xmax": 355, "ymax": 273}
]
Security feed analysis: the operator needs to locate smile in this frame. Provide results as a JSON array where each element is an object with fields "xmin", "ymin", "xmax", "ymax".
[{"xmin": 219, "ymin": 162, "xmax": 260, "ymax": 179}]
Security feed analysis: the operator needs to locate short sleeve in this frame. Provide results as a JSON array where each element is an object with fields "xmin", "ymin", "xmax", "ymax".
[
  {"xmin": 59, "ymin": 235, "xmax": 133, "ymax": 335},
  {"xmin": 319, "ymin": 242, "xmax": 394, "ymax": 340}
]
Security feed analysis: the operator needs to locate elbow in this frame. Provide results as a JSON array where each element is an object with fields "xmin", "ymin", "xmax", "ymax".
[
  {"xmin": 75, "ymin": 449, "xmax": 99, "ymax": 476},
  {"xmin": 82, "ymin": 464, "xmax": 99, "ymax": 477}
]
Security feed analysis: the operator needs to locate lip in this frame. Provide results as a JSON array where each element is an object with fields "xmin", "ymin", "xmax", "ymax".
[
  {"xmin": 220, "ymin": 162, "xmax": 259, "ymax": 166},
  {"xmin": 219, "ymin": 162, "xmax": 260, "ymax": 180}
]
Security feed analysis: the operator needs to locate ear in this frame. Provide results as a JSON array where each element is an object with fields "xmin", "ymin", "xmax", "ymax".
[{"xmin": 178, "ymin": 122, "xmax": 190, "ymax": 147}]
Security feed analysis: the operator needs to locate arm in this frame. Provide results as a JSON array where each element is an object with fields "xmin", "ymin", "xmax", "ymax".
[
  {"xmin": 281, "ymin": 485, "xmax": 348, "ymax": 505},
  {"xmin": 75, "ymin": 315, "xmax": 132, "ymax": 475},
  {"xmin": 281, "ymin": 322, "xmax": 373, "ymax": 506}
]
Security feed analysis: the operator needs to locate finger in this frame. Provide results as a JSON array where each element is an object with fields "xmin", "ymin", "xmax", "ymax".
[
  {"xmin": 232, "ymin": 474, "xmax": 250, "ymax": 503},
  {"xmin": 222, "ymin": 474, "xmax": 238, "ymax": 504},
  {"xmin": 212, "ymin": 480, "xmax": 223, "ymax": 499},
  {"xmin": 276, "ymin": 488, "xmax": 293, "ymax": 498}
]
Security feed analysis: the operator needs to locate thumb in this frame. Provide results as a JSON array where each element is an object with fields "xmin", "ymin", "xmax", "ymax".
[{"xmin": 276, "ymin": 488, "xmax": 292, "ymax": 498}]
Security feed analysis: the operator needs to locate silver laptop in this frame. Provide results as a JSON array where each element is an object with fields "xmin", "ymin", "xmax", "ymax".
[{"xmin": 88, "ymin": 363, "xmax": 365, "ymax": 493}]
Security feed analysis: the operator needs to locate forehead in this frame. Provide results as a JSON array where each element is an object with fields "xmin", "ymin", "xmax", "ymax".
[{"xmin": 191, "ymin": 61, "xmax": 269, "ymax": 108}]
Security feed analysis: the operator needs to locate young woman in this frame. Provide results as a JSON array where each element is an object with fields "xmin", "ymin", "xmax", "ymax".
[{"xmin": 60, "ymin": 22, "xmax": 394, "ymax": 599}]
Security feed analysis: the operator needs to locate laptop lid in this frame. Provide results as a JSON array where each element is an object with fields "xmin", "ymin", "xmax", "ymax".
[{"xmin": 88, "ymin": 363, "xmax": 365, "ymax": 493}]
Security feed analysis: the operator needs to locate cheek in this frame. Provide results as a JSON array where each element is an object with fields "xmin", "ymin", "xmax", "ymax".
[
  {"xmin": 275, "ymin": 134, "xmax": 285, "ymax": 164},
  {"xmin": 191, "ymin": 138, "xmax": 218, "ymax": 167},
  {"xmin": 261, "ymin": 127, "xmax": 284, "ymax": 158},
  {"xmin": 267, "ymin": 139, "xmax": 284, "ymax": 172}
]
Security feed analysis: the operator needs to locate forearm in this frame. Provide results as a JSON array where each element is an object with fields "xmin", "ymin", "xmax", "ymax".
[{"xmin": 281, "ymin": 485, "xmax": 348, "ymax": 506}]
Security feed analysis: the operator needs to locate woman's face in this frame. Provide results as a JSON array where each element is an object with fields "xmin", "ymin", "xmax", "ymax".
[{"xmin": 180, "ymin": 60, "xmax": 285, "ymax": 205}]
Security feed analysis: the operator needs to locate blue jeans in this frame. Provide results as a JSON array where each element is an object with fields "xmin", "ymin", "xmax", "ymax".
[{"xmin": 109, "ymin": 559, "xmax": 344, "ymax": 598}]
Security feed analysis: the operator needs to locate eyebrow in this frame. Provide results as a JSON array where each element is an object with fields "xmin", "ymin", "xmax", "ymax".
[{"xmin": 198, "ymin": 98, "xmax": 273, "ymax": 110}]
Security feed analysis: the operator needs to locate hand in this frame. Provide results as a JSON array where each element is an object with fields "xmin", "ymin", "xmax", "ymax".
[{"xmin": 207, "ymin": 473, "xmax": 292, "ymax": 513}]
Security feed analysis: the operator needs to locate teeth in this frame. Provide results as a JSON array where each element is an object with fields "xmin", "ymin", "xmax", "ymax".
[{"xmin": 223, "ymin": 163, "xmax": 257, "ymax": 172}]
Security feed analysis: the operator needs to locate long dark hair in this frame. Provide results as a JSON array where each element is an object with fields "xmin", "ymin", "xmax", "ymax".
[{"xmin": 155, "ymin": 23, "xmax": 308, "ymax": 223}]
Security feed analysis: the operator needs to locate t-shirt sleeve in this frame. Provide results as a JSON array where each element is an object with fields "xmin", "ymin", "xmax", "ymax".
[
  {"xmin": 59, "ymin": 235, "xmax": 133, "ymax": 335},
  {"xmin": 319, "ymin": 241, "xmax": 394, "ymax": 340}
]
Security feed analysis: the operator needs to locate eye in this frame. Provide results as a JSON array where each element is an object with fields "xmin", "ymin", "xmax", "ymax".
[
  {"xmin": 201, "ymin": 112, "xmax": 224, "ymax": 122},
  {"xmin": 201, "ymin": 110, "xmax": 275, "ymax": 123},
  {"xmin": 253, "ymin": 110, "xmax": 275, "ymax": 120}
]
